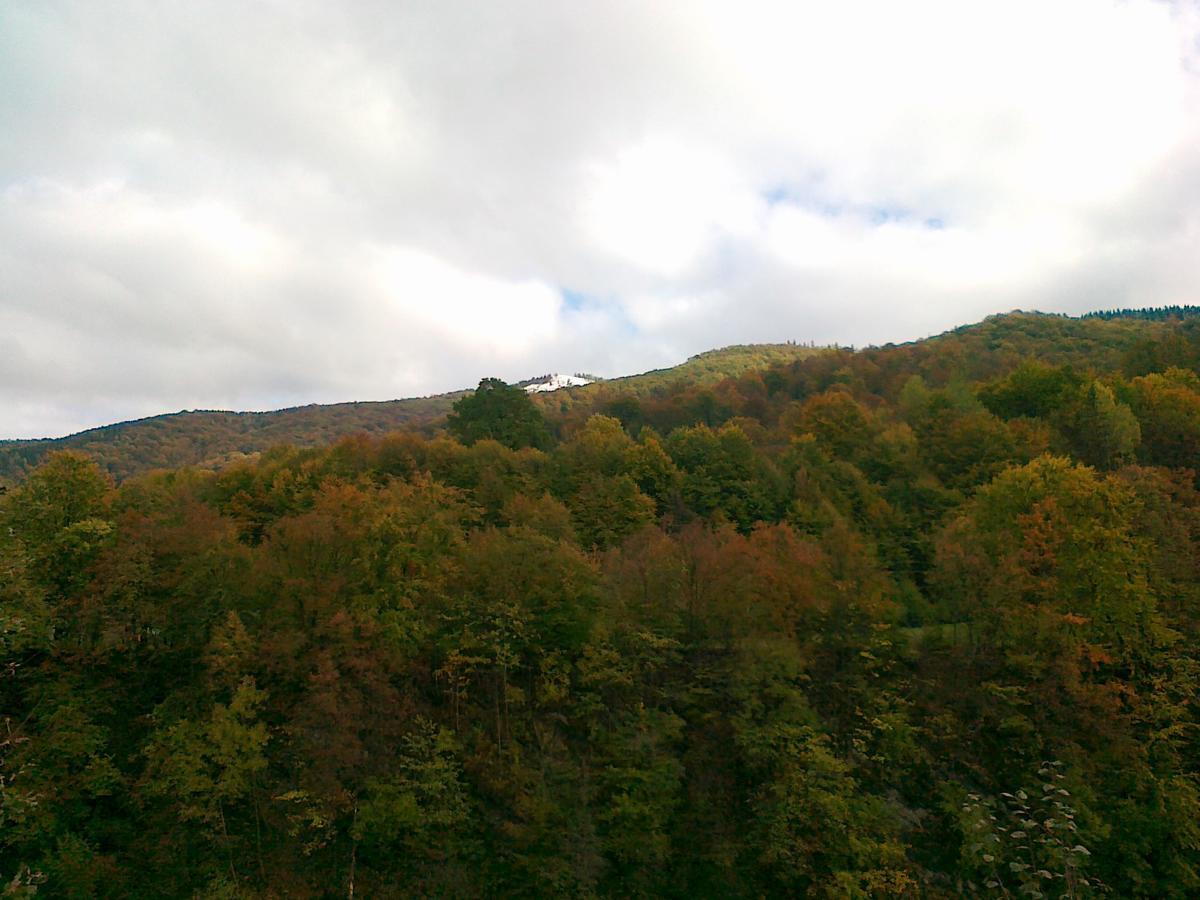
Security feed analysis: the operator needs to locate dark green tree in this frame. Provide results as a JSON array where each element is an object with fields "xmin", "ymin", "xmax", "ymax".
[
  {"xmin": 1057, "ymin": 380, "xmax": 1141, "ymax": 469},
  {"xmin": 446, "ymin": 378, "xmax": 552, "ymax": 450}
]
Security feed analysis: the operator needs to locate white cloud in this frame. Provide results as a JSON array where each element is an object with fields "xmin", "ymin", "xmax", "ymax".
[
  {"xmin": 1, "ymin": 0, "xmax": 1198, "ymax": 437},
  {"xmin": 370, "ymin": 246, "xmax": 562, "ymax": 354},
  {"xmin": 584, "ymin": 140, "xmax": 761, "ymax": 276}
]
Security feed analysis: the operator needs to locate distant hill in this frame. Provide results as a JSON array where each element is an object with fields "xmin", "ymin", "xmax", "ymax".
[
  {"xmin": 523, "ymin": 312, "xmax": 1200, "ymax": 440},
  {"xmin": 7, "ymin": 312, "xmax": 1196, "ymax": 484},
  {"xmin": 0, "ymin": 394, "xmax": 463, "ymax": 483},
  {"xmin": 0, "ymin": 343, "xmax": 824, "ymax": 482},
  {"xmin": 582, "ymin": 343, "xmax": 824, "ymax": 396}
]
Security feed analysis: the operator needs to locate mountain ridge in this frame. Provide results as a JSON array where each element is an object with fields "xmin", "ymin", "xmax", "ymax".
[
  {"xmin": 5, "ymin": 310, "xmax": 1198, "ymax": 483},
  {"xmin": 0, "ymin": 343, "xmax": 821, "ymax": 482}
]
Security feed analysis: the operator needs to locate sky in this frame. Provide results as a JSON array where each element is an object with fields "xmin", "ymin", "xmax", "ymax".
[{"xmin": 3, "ymin": 1, "xmax": 1200, "ymax": 439}]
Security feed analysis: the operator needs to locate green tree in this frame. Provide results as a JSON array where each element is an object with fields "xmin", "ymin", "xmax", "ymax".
[
  {"xmin": 1057, "ymin": 380, "xmax": 1140, "ymax": 469},
  {"xmin": 143, "ymin": 679, "xmax": 269, "ymax": 882},
  {"xmin": 978, "ymin": 362, "xmax": 1084, "ymax": 421},
  {"xmin": 666, "ymin": 423, "xmax": 779, "ymax": 529},
  {"xmin": 1130, "ymin": 368, "xmax": 1200, "ymax": 473},
  {"xmin": 955, "ymin": 762, "xmax": 1101, "ymax": 898},
  {"xmin": 0, "ymin": 452, "xmax": 113, "ymax": 600},
  {"xmin": 447, "ymin": 378, "xmax": 552, "ymax": 450},
  {"xmin": 353, "ymin": 719, "xmax": 478, "ymax": 894},
  {"xmin": 730, "ymin": 644, "xmax": 910, "ymax": 897}
]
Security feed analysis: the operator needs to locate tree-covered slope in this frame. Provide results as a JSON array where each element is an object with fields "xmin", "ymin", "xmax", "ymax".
[
  {"xmin": 4, "ymin": 307, "xmax": 1200, "ymax": 897},
  {"xmin": 0, "ymin": 344, "xmax": 823, "ymax": 483},
  {"xmin": 584, "ymin": 342, "xmax": 825, "ymax": 395},
  {"xmin": 0, "ymin": 394, "xmax": 464, "ymax": 483}
]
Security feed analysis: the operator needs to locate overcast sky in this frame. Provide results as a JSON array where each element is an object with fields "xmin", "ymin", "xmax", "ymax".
[{"xmin": 3, "ymin": 1, "xmax": 1199, "ymax": 439}]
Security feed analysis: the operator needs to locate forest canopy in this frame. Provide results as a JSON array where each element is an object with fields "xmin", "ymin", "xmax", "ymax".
[{"xmin": 4, "ymin": 310, "xmax": 1200, "ymax": 897}]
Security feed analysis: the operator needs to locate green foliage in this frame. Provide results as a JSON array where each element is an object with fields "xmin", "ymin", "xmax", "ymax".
[
  {"xmin": 936, "ymin": 455, "xmax": 1161, "ymax": 659},
  {"xmin": 0, "ymin": 540, "xmax": 49, "ymax": 659},
  {"xmin": 667, "ymin": 422, "xmax": 780, "ymax": 529},
  {"xmin": 956, "ymin": 763, "xmax": 1101, "ymax": 898},
  {"xmin": 1083, "ymin": 304, "xmax": 1200, "ymax": 321},
  {"xmin": 732, "ymin": 668, "xmax": 909, "ymax": 897},
  {"xmin": 144, "ymin": 678, "xmax": 268, "ymax": 827},
  {"xmin": 447, "ymin": 378, "xmax": 552, "ymax": 450},
  {"xmin": 1057, "ymin": 381, "xmax": 1140, "ymax": 469},
  {"xmin": 570, "ymin": 342, "xmax": 823, "ymax": 400},
  {"xmin": 979, "ymin": 362, "xmax": 1085, "ymax": 421},
  {"xmin": 354, "ymin": 717, "xmax": 476, "ymax": 885},
  {"xmin": 1130, "ymin": 368, "xmax": 1200, "ymax": 472},
  {"xmin": 0, "ymin": 395, "xmax": 460, "ymax": 481},
  {"xmin": 546, "ymin": 416, "xmax": 658, "ymax": 549}
]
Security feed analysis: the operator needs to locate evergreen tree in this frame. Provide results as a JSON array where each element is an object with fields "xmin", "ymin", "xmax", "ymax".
[{"xmin": 446, "ymin": 378, "xmax": 552, "ymax": 450}]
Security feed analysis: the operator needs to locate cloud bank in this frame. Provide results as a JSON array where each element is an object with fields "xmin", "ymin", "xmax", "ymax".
[{"xmin": 2, "ymin": 0, "xmax": 1199, "ymax": 438}]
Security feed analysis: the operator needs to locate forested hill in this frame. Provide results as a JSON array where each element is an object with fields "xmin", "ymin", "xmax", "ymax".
[
  {"xmin": 6, "ymin": 305, "xmax": 1200, "ymax": 895},
  {"xmin": 5, "ymin": 312, "xmax": 1192, "ymax": 484},
  {"xmin": 0, "ymin": 344, "xmax": 818, "ymax": 483},
  {"xmin": 532, "ymin": 309, "xmax": 1200, "ymax": 435},
  {"xmin": 565, "ymin": 341, "xmax": 825, "ymax": 397},
  {"xmin": 0, "ymin": 394, "xmax": 466, "ymax": 484}
]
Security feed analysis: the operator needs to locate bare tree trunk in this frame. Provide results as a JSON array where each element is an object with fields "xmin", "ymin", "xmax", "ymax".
[
  {"xmin": 348, "ymin": 803, "xmax": 359, "ymax": 900},
  {"xmin": 494, "ymin": 678, "xmax": 503, "ymax": 755},
  {"xmin": 501, "ymin": 661, "xmax": 510, "ymax": 747},
  {"xmin": 218, "ymin": 800, "xmax": 237, "ymax": 883},
  {"xmin": 253, "ymin": 785, "xmax": 266, "ymax": 883}
]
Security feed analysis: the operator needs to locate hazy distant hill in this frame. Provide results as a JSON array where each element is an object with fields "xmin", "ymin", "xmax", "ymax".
[
  {"xmin": 0, "ymin": 343, "xmax": 824, "ymax": 482},
  {"xmin": 0, "ymin": 394, "xmax": 465, "ymax": 483},
  {"xmin": 5, "ymin": 313, "xmax": 1196, "ymax": 484},
  {"xmin": 582, "ymin": 343, "xmax": 825, "ymax": 396}
]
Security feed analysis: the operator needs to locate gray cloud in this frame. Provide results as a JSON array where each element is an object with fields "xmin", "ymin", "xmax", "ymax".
[{"xmin": 2, "ymin": 0, "xmax": 1199, "ymax": 438}]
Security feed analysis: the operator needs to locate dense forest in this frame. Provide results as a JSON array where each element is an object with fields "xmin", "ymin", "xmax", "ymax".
[{"xmin": 4, "ymin": 311, "xmax": 1200, "ymax": 897}]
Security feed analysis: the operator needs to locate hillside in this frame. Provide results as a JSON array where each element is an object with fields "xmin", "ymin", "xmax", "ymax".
[
  {"xmin": 0, "ymin": 343, "xmax": 824, "ymax": 483},
  {"xmin": 6, "ymin": 307, "xmax": 1200, "ymax": 896},
  {"xmin": 530, "ymin": 311, "xmax": 1200, "ymax": 439},
  {"xmin": 0, "ymin": 394, "xmax": 464, "ymax": 483},
  {"xmin": 588, "ymin": 342, "xmax": 825, "ymax": 395}
]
